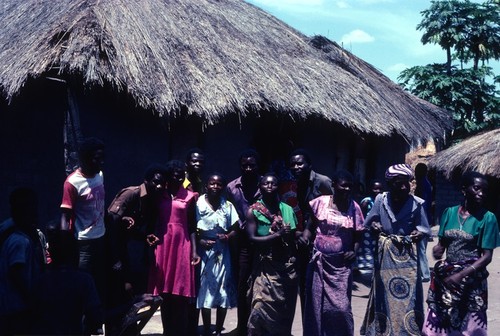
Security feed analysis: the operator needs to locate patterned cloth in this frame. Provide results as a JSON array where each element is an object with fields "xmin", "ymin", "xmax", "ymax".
[
  {"xmin": 309, "ymin": 196, "xmax": 364, "ymax": 255},
  {"xmin": 360, "ymin": 234, "xmax": 425, "ymax": 336},
  {"xmin": 196, "ymin": 195, "xmax": 238, "ymax": 309},
  {"xmin": 304, "ymin": 252, "xmax": 354, "ymax": 336},
  {"xmin": 385, "ymin": 164, "xmax": 414, "ymax": 181},
  {"xmin": 358, "ymin": 196, "xmax": 376, "ymax": 271},
  {"xmin": 423, "ymin": 259, "xmax": 488, "ymax": 336}
]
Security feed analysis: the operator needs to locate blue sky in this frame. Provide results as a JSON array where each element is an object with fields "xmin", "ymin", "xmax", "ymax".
[{"xmin": 245, "ymin": 0, "xmax": 462, "ymax": 83}]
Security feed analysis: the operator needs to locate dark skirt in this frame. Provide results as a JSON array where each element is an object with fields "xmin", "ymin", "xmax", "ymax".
[
  {"xmin": 304, "ymin": 251, "xmax": 354, "ymax": 336},
  {"xmin": 247, "ymin": 254, "xmax": 298, "ymax": 336}
]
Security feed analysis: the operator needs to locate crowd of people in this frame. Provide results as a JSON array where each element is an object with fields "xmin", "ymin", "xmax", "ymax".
[{"xmin": 0, "ymin": 137, "xmax": 498, "ymax": 336}]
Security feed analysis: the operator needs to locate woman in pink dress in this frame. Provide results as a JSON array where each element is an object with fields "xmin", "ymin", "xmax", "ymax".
[
  {"xmin": 148, "ymin": 160, "xmax": 201, "ymax": 335},
  {"xmin": 302, "ymin": 169, "xmax": 364, "ymax": 336}
]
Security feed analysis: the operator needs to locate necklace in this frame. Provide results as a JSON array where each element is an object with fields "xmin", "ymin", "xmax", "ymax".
[{"xmin": 457, "ymin": 207, "xmax": 469, "ymax": 231}]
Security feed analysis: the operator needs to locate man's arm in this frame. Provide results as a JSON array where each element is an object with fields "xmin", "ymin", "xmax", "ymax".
[
  {"xmin": 7, "ymin": 238, "xmax": 31, "ymax": 299},
  {"xmin": 60, "ymin": 209, "xmax": 73, "ymax": 231},
  {"xmin": 60, "ymin": 180, "xmax": 77, "ymax": 231}
]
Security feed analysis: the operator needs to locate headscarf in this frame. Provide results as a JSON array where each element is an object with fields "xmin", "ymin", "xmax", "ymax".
[{"xmin": 385, "ymin": 163, "xmax": 414, "ymax": 181}]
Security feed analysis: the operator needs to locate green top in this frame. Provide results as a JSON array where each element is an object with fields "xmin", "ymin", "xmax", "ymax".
[
  {"xmin": 252, "ymin": 200, "xmax": 297, "ymax": 236},
  {"xmin": 439, "ymin": 205, "xmax": 499, "ymax": 250}
]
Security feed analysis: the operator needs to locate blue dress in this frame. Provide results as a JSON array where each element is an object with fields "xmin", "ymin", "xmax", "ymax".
[{"xmin": 195, "ymin": 195, "xmax": 238, "ymax": 308}]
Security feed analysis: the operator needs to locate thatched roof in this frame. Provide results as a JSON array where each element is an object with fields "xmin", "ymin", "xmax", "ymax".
[
  {"xmin": 429, "ymin": 129, "xmax": 500, "ymax": 178},
  {"xmin": 0, "ymin": 0, "xmax": 451, "ymax": 140}
]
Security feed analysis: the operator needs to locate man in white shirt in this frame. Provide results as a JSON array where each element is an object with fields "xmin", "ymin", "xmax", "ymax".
[{"xmin": 60, "ymin": 137, "xmax": 105, "ymax": 334}]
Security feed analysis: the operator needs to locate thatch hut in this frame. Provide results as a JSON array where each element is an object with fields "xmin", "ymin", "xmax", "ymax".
[
  {"xmin": 429, "ymin": 129, "xmax": 500, "ymax": 222},
  {"xmin": 429, "ymin": 129, "xmax": 500, "ymax": 179},
  {"xmin": 0, "ymin": 0, "xmax": 451, "ymax": 224}
]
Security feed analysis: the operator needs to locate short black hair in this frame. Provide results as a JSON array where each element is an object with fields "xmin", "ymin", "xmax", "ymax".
[
  {"xmin": 289, "ymin": 148, "xmax": 312, "ymax": 164},
  {"xmin": 144, "ymin": 163, "xmax": 167, "ymax": 181},
  {"xmin": 238, "ymin": 149, "xmax": 260, "ymax": 165},
  {"xmin": 331, "ymin": 169, "xmax": 354, "ymax": 184},
  {"xmin": 461, "ymin": 171, "xmax": 487, "ymax": 188},
  {"xmin": 78, "ymin": 137, "xmax": 104, "ymax": 163},
  {"xmin": 185, "ymin": 148, "xmax": 204, "ymax": 162},
  {"xmin": 165, "ymin": 159, "xmax": 186, "ymax": 177},
  {"xmin": 207, "ymin": 172, "xmax": 227, "ymax": 185},
  {"xmin": 9, "ymin": 187, "xmax": 37, "ymax": 212},
  {"xmin": 415, "ymin": 163, "xmax": 428, "ymax": 178},
  {"xmin": 260, "ymin": 172, "xmax": 279, "ymax": 184}
]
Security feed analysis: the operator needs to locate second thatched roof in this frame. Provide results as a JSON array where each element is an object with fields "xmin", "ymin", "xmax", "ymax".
[
  {"xmin": 0, "ymin": 0, "xmax": 451, "ymax": 140},
  {"xmin": 429, "ymin": 129, "xmax": 500, "ymax": 178}
]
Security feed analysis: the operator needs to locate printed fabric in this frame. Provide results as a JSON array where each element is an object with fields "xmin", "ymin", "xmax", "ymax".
[{"xmin": 360, "ymin": 233, "xmax": 424, "ymax": 336}]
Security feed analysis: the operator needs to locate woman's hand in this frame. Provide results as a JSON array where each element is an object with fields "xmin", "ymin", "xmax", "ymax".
[
  {"xmin": 444, "ymin": 272, "xmax": 464, "ymax": 288},
  {"xmin": 371, "ymin": 221, "xmax": 383, "ymax": 233},
  {"xmin": 146, "ymin": 234, "xmax": 159, "ymax": 246},
  {"xmin": 200, "ymin": 239, "xmax": 216, "ymax": 249},
  {"xmin": 298, "ymin": 229, "xmax": 311, "ymax": 245},
  {"xmin": 191, "ymin": 252, "xmax": 201, "ymax": 266},
  {"xmin": 216, "ymin": 233, "xmax": 229, "ymax": 242},
  {"xmin": 274, "ymin": 224, "xmax": 291, "ymax": 238},
  {"xmin": 283, "ymin": 224, "xmax": 291, "ymax": 235},
  {"xmin": 432, "ymin": 243, "xmax": 445, "ymax": 259},
  {"xmin": 409, "ymin": 230, "xmax": 424, "ymax": 243},
  {"xmin": 343, "ymin": 250, "xmax": 356, "ymax": 262}
]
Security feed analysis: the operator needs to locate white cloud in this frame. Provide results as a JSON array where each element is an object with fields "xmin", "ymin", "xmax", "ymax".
[
  {"xmin": 340, "ymin": 29, "xmax": 375, "ymax": 44},
  {"xmin": 336, "ymin": 1, "xmax": 350, "ymax": 8}
]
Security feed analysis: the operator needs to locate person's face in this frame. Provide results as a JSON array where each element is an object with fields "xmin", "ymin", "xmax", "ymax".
[
  {"xmin": 85, "ymin": 149, "xmax": 104, "ymax": 175},
  {"xmin": 388, "ymin": 176, "xmax": 410, "ymax": 200},
  {"xmin": 11, "ymin": 199, "xmax": 38, "ymax": 230},
  {"xmin": 333, "ymin": 179, "xmax": 352, "ymax": 201},
  {"xmin": 187, "ymin": 153, "xmax": 205, "ymax": 174},
  {"xmin": 145, "ymin": 173, "xmax": 167, "ymax": 196},
  {"xmin": 259, "ymin": 176, "xmax": 279, "ymax": 195},
  {"xmin": 206, "ymin": 175, "xmax": 224, "ymax": 197},
  {"xmin": 371, "ymin": 182, "xmax": 383, "ymax": 195},
  {"xmin": 240, "ymin": 157, "xmax": 259, "ymax": 178},
  {"xmin": 289, "ymin": 155, "xmax": 311, "ymax": 179},
  {"xmin": 168, "ymin": 168, "xmax": 185, "ymax": 189},
  {"xmin": 464, "ymin": 177, "xmax": 488, "ymax": 207}
]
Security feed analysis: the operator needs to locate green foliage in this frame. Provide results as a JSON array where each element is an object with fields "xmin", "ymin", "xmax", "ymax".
[{"xmin": 400, "ymin": 0, "xmax": 500, "ymax": 141}]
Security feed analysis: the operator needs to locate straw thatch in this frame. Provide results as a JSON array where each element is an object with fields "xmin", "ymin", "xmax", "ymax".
[
  {"xmin": 0, "ymin": 0, "xmax": 451, "ymax": 140},
  {"xmin": 429, "ymin": 129, "xmax": 500, "ymax": 178}
]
